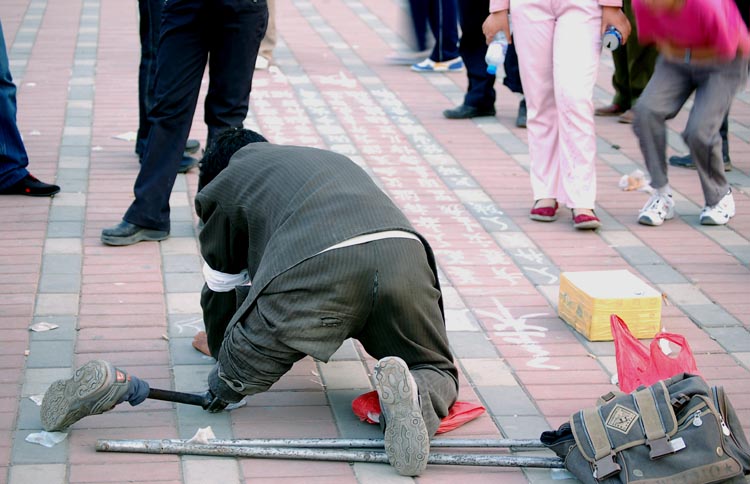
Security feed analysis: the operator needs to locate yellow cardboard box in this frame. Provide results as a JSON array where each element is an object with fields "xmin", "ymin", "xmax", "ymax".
[{"xmin": 558, "ymin": 270, "xmax": 662, "ymax": 341}]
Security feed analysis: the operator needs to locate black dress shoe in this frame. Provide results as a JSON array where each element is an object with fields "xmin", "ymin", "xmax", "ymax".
[
  {"xmin": 443, "ymin": 104, "xmax": 495, "ymax": 119},
  {"xmin": 101, "ymin": 220, "xmax": 169, "ymax": 246},
  {"xmin": 177, "ymin": 155, "xmax": 199, "ymax": 174},
  {"xmin": 516, "ymin": 98, "xmax": 527, "ymax": 128},
  {"xmin": 0, "ymin": 174, "xmax": 60, "ymax": 197}
]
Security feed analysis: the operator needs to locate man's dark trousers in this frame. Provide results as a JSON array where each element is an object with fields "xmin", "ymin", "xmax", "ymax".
[
  {"xmin": 458, "ymin": 0, "xmax": 522, "ymax": 110},
  {"xmin": 611, "ymin": 0, "xmax": 657, "ymax": 110},
  {"xmin": 125, "ymin": 0, "xmax": 268, "ymax": 232},
  {"xmin": 135, "ymin": 0, "xmax": 162, "ymax": 158},
  {"xmin": 0, "ymin": 20, "xmax": 30, "ymax": 190}
]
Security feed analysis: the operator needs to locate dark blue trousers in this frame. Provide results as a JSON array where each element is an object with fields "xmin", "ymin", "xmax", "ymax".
[
  {"xmin": 408, "ymin": 0, "xmax": 460, "ymax": 62},
  {"xmin": 124, "ymin": 0, "xmax": 268, "ymax": 232},
  {"xmin": 0, "ymin": 20, "xmax": 30, "ymax": 190},
  {"xmin": 135, "ymin": 0, "xmax": 163, "ymax": 157},
  {"xmin": 457, "ymin": 0, "xmax": 522, "ymax": 110}
]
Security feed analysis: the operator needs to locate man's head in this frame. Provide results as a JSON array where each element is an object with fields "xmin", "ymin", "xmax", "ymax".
[{"xmin": 198, "ymin": 128, "xmax": 268, "ymax": 192}]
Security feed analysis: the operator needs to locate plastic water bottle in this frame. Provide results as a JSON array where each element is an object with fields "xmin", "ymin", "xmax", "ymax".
[
  {"xmin": 602, "ymin": 26, "xmax": 623, "ymax": 51},
  {"xmin": 485, "ymin": 32, "xmax": 509, "ymax": 75}
]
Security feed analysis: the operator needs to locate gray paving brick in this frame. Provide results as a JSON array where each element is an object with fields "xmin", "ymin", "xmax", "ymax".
[
  {"xmin": 319, "ymin": 360, "xmax": 371, "ymax": 390},
  {"xmin": 448, "ymin": 332, "xmax": 499, "ymax": 359},
  {"xmin": 171, "ymin": 205, "xmax": 194, "ymax": 222},
  {"xmin": 329, "ymin": 338, "xmax": 360, "ymax": 361},
  {"xmin": 490, "ymin": 133, "xmax": 528, "ymax": 154},
  {"xmin": 176, "ymin": 404, "xmax": 234, "ymax": 439},
  {"xmin": 15, "ymin": 397, "xmax": 44, "ymax": 430},
  {"xmin": 34, "ymin": 293, "xmax": 79, "ymax": 316},
  {"xmin": 658, "ymin": 283, "xmax": 712, "ymax": 306},
  {"xmin": 681, "ymin": 304, "xmax": 742, "ymax": 328},
  {"xmin": 327, "ymin": 389, "xmax": 382, "ymax": 439},
  {"xmin": 633, "ymin": 264, "xmax": 688, "ymax": 284},
  {"xmin": 725, "ymin": 245, "xmax": 750, "ymax": 264},
  {"xmin": 170, "ymin": 337, "xmax": 214, "ymax": 366},
  {"xmin": 55, "ymin": 167, "xmax": 89, "ymax": 181},
  {"xmin": 9, "ymin": 464, "xmax": 67, "ymax": 483},
  {"xmin": 26, "ymin": 340, "xmax": 75, "ymax": 368},
  {"xmin": 68, "ymin": 85, "xmax": 94, "ymax": 100},
  {"xmin": 171, "ymin": 221, "xmax": 198, "ymax": 238},
  {"xmin": 479, "ymin": 386, "xmax": 539, "ymax": 417},
  {"xmin": 704, "ymin": 327, "xmax": 750, "ymax": 352},
  {"xmin": 22, "ymin": 369, "xmax": 70, "ymax": 398},
  {"xmin": 12, "ymin": 430, "xmax": 68, "ymax": 464},
  {"xmin": 42, "ymin": 254, "xmax": 82, "ymax": 274},
  {"xmin": 162, "ymin": 254, "xmax": 202, "ymax": 273},
  {"xmin": 46, "ymin": 221, "xmax": 84, "ymax": 238},
  {"xmin": 493, "ymin": 415, "xmax": 550, "ymax": 441},
  {"xmin": 617, "ymin": 246, "xmax": 664, "ymax": 266},
  {"xmin": 183, "ymin": 458, "xmax": 241, "ymax": 484},
  {"xmin": 39, "ymin": 273, "xmax": 81, "ymax": 293},
  {"xmin": 173, "ymin": 364, "xmax": 212, "ymax": 394},
  {"xmin": 168, "ymin": 313, "xmax": 204, "ymax": 338},
  {"xmin": 58, "ymin": 145, "xmax": 89, "ymax": 157},
  {"xmin": 30, "ymin": 316, "xmax": 77, "ymax": 341},
  {"xmin": 353, "ymin": 463, "xmax": 412, "ymax": 483},
  {"xmin": 165, "ymin": 272, "xmax": 205, "ymax": 293},
  {"xmin": 48, "ymin": 206, "xmax": 85, "ymax": 222}
]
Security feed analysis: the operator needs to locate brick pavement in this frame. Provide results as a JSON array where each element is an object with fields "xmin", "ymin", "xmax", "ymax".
[{"xmin": 1, "ymin": 0, "xmax": 750, "ymax": 482}]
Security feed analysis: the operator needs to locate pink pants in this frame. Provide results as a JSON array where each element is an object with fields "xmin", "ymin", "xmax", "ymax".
[{"xmin": 511, "ymin": 0, "xmax": 603, "ymax": 209}]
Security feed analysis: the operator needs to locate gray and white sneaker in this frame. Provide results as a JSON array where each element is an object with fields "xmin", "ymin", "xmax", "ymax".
[
  {"xmin": 700, "ymin": 191, "xmax": 735, "ymax": 225},
  {"xmin": 373, "ymin": 356, "xmax": 429, "ymax": 476},
  {"xmin": 638, "ymin": 192, "xmax": 675, "ymax": 226},
  {"xmin": 40, "ymin": 360, "xmax": 130, "ymax": 432}
]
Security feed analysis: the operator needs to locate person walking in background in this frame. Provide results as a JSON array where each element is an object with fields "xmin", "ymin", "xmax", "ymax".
[
  {"xmin": 100, "ymin": 0, "xmax": 268, "ymax": 246},
  {"xmin": 408, "ymin": 0, "xmax": 464, "ymax": 72},
  {"xmin": 668, "ymin": 0, "xmax": 750, "ymax": 172},
  {"xmin": 483, "ymin": 0, "xmax": 630, "ymax": 230},
  {"xmin": 633, "ymin": 0, "xmax": 750, "ymax": 227},
  {"xmin": 136, "ymin": 0, "xmax": 201, "ymax": 174},
  {"xmin": 0, "ymin": 20, "xmax": 60, "ymax": 197},
  {"xmin": 255, "ymin": 0, "xmax": 276, "ymax": 69},
  {"xmin": 443, "ymin": 0, "xmax": 526, "ymax": 126},
  {"xmin": 594, "ymin": 0, "xmax": 657, "ymax": 124}
]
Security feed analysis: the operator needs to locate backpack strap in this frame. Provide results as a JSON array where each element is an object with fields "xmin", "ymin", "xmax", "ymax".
[
  {"xmin": 581, "ymin": 407, "xmax": 621, "ymax": 479},
  {"xmin": 634, "ymin": 386, "xmax": 675, "ymax": 458}
]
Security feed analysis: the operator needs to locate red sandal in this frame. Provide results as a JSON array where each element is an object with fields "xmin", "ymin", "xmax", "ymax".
[
  {"xmin": 572, "ymin": 210, "xmax": 601, "ymax": 230},
  {"xmin": 530, "ymin": 200, "xmax": 559, "ymax": 222}
]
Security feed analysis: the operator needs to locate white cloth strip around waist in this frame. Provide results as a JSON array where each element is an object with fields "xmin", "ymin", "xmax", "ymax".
[{"xmin": 203, "ymin": 230, "xmax": 421, "ymax": 292}]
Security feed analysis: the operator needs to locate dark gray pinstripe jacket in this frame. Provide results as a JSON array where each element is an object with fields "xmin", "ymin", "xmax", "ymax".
[{"xmin": 195, "ymin": 143, "xmax": 442, "ymax": 376}]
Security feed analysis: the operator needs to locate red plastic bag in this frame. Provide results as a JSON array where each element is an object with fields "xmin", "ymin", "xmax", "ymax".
[
  {"xmin": 351, "ymin": 391, "xmax": 486, "ymax": 434},
  {"xmin": 611, "ymin": 314, "xmax": 700, "ymax": 393}
]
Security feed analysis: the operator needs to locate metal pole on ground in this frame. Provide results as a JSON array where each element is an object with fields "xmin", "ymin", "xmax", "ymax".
[
  {"xmin": 157, "ymin": 437, "xmax": 545, "ymax": 449},
  {"xmin": 96, "ymin": 439, "xmax": 564, "ymax": 468}
]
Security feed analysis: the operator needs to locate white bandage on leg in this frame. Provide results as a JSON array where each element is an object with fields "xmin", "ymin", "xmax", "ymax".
[{"xmin": 202, "ymin": 262, "xmax": 250, "ymax": 292}]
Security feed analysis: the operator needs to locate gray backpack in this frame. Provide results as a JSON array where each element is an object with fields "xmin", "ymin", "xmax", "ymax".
[{"xmin": 541, "ymin": 373, "xmax": 750, "ymax": 483}]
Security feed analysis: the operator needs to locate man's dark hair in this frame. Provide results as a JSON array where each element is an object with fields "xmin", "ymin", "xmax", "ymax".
[{"xmin": 198, "ymin": 128, "xmax": 268, "ymax": 191}]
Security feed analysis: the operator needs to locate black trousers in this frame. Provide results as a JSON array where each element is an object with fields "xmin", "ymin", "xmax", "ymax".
[
  {"xmin": 136, "ymin": 0, "xmax": 162, "ymax": 157},
  {"xmin": 213, "ymin": 238, "xmax": 459, "ymax": 436},
  {"xmin": 458, "ymin": 0, "xmax": 522, "ymax": 109},
  {"xmin": 125, "ymin": 0, "xmax": 268, "ymax": 231}
]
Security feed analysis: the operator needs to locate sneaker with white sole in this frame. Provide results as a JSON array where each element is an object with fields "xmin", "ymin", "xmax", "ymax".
[
  {"xmin": 373, "ymin": 356, "xmax": 429, "ymax": 476},
  {"xmin": 638, "ymin": 192, "xmax": 675, "ymax": 226},
  {"xmin": 411, "ymin": 57, "xmax": 464, "ymax": 73},
  {"xmin": 700, "ymin": 190, "xmax": 735, "ymax": 225},
  {"xmin": 40, "ymin": 360, "xmax": 130, "ymax": 432}
]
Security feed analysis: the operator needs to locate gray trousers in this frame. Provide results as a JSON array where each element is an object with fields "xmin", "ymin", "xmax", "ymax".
[
  {"xmin": 633, "ymin": 56, "xmax": 749, "ymax": 206},
  {"xmin": 218, "ymin": 238, "xmax": 458, "ymax": 436}
]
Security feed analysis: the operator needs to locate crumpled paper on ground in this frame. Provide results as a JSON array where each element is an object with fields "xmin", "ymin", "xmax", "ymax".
[
  {"xmin": 26, "ymin": 431, "xmax": 68, "ymax": 447},
  {"xmin": 29, "ymin": 322, "xmax": 59, "ymax": 332},
  {"xmin": 618, "ymin": 169, "xmax": 651, "ymax": 192},
  {"xmin": 187, "ymin": 426, "xmax": 216, "ymax": 444}
]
